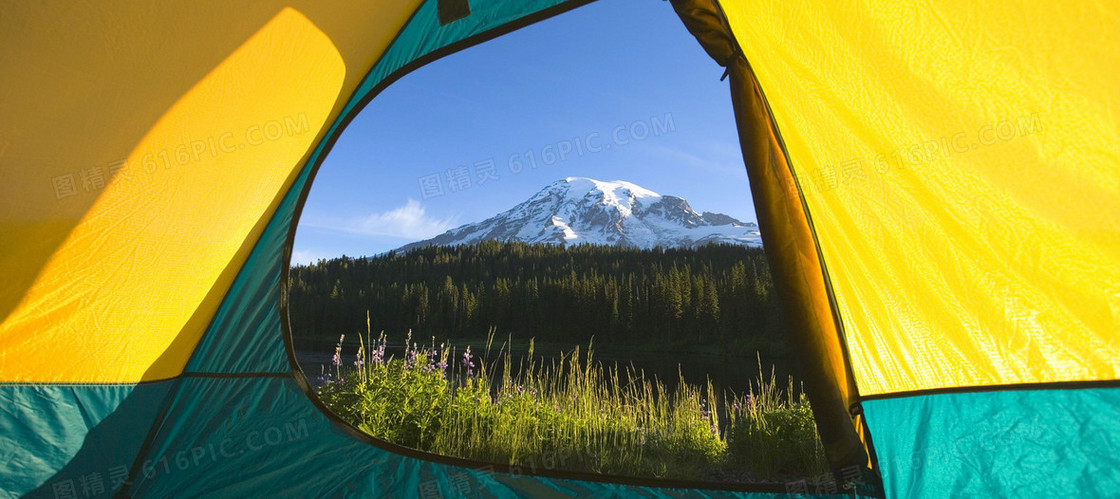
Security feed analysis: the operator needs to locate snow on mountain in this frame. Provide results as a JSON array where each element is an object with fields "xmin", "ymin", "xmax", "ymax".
[{"xmin": 395, "ymin": 177, "xmax": 760, "ymax": 252}]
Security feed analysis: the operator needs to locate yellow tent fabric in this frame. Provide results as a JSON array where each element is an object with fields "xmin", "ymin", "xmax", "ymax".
[
  {"xmin": 677, "ymin": 0, "xmax": 1119, "ymax": 494},
  {"xmin": 0, "ymin": 2, "xmax": 422, "ymax": 383},
  {"xmin": 721, "ymin": 0, "xmax": 1119, "ymax": 395},
  {"xmin": 1, "ymin": 0, "xmax": 1117, "ymax": 496},
  {"xmin": 709, "ymin": 1, "xmax": 1120, "ymax": 495}
]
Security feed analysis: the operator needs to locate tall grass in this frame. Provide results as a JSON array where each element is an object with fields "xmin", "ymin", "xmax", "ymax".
[
  {"xmin": 723, "ymin": 357, "xmax": 829, "ymax": 479},
  {"xmin": 316, "ymin": 329, "xmax": 827, "ymax": 483}
]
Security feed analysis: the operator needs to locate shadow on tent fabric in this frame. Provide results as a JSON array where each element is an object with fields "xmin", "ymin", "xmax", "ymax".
[
  {"xmin": 0, "ymin": 5, "xmax": 278, "ymax": 326},
  {"xmin": 21, "ymin": 383, "xmax": 174, "ymax": 498}
]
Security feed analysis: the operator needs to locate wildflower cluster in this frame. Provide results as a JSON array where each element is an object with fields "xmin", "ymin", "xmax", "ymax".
[
  {"xmin": 317, "ymin": 328, "xmax": 453, "ymax": 449},
  {"xmin": 316, "ymin": 365, "xmax": 336, "ymax": 386},
  {"xmin": 371, "ymin": 339, "xmax": 385, "ymax": 365},
  {"xmin": 422, "ymin": 342, "xmax": 448, "ymax": 374},
  {"xmin": 315, "ymin": 331, "xmax": 828, "ymax": 484}
]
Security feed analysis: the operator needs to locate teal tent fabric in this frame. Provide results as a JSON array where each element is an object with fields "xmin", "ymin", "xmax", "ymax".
[
  {"xmin": 2, "ymin": 0, "xmax": 1115, "ymax": 496},
  {"xmin": 2, "ymin": 384, "xmax": 172, "ymax": 498},
  {"xmin": 863, "ymin": 386, "xmax": 1120, "ymax": 498}
]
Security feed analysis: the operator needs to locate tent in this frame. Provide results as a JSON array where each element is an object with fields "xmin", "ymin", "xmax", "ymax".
[{"xmin": 1, "ymin": 0, "xmax": 1116, "ymax": 496}]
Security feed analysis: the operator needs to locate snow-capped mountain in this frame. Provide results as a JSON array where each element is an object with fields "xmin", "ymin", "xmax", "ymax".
[{"xmin": 395, "ymin": 177, "xmax": 760, "ymax": 252}]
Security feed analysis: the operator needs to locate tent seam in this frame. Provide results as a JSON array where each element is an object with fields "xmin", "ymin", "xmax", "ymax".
[{"xmin": 862, "ymin": 378, "xmax": 1120, "ymax": 401}]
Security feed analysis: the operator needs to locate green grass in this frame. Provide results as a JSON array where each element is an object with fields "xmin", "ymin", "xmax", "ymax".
[
  {"xmin": 315, "ymin": 330, "xmax": 828, "ymax": 483},
  {"xmin": 724, "ymin": 364, "xmax": 829, "ymax": 479}
]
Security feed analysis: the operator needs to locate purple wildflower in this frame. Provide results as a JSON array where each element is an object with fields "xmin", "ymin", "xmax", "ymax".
[
  {"xmin": 332, "ymin": 334, "xmax": 345, "ymax": 367},
  {"xmin": 421, "ymin": 348, "xmax": 443, "ymax": 373},
  {"xmin": 371, "ymin": 344, "xmax": 384, "ymax": 365},
  {"xmin": 406, "ymin": 350, "xmax": 417, "ymax": 370},
  {"xmin": 354, "ymin": 342, "xmax": 365, "ymax": 369},
  {"xmin": 331, "ymin": 334, "xmax": 346, "ymax": 384},
  {"xmin": 317, "ymin": 365, "xmax": 333, "ymax": 386},
  {"xmin": 462, "ymin": 346, "xmax": 474, "ymax": 377}
]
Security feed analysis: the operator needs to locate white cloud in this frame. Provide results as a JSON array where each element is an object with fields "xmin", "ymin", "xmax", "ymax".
[
  {"xmin": 303, "ymin": 200, "xmax": 459, "ymax": 240},
  {"xmin": 290, "ymin": 249, "xmax": 327, "ymax": 266}
]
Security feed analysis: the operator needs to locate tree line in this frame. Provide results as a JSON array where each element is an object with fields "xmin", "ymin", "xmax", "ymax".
[{"xmin": 288, "ymin": 241, "xmax": 786, "ymax": 351}]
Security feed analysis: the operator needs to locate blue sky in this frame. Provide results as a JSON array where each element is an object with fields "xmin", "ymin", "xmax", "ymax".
[{"xmin": 292, "ymin": 0, "xmax": 755, "ymax": 264}]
